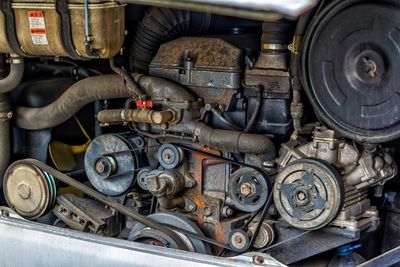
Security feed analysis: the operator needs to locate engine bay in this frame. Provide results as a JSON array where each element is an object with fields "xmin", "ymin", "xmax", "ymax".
[{"xmin": 0, "ymin": 0, "xmax": 400, "ymax": 265}]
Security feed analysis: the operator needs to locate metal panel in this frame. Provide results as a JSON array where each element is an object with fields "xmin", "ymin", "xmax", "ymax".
[
  {"xmin": 0, "ymin": 211, "xmax": 286, "ymax": 267},
  {"xmin": 121, "ymin": 0, "xmax": 318, "ymax": 20}
]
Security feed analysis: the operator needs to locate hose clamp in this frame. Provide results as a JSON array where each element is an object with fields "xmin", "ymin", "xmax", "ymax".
[{"xmin": 0, "ymin": 111, "xmax": 13, "ymax": 121}]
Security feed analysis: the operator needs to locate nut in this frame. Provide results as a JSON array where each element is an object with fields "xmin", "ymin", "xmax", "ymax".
[{"xmin": 240, "ymin": 183, "xmax": 255, "ymax": 197}]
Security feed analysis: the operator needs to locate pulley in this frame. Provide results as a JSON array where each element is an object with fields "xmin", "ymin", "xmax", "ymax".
[
  {"xmin": 228, "ymin": 229, "xmax": 250, "ymax": 253},
  {"xmin": 128, "ymin": 212, "xmax": 211, "ymax": 254},
  {"xmin": 84, "ymin": 134, "xmax": 144, "ymax": 196},
  {"xmin": 273, "ymin": 158, "xmax": 344, "ymax": 230},
  {"xmin": 227, "ymin": 167, "xmax": 269, "ymax": 212},
  {"xmin": 302, "ymin": 0, "xmax": 400, "ymax": 143},
  {"xmin": 3, "ymin": 163, "xmax": 57, "ymax": 219},
  {"xmin": 157, "ymin": 144, "xmax": 183, "ymax": 169}
]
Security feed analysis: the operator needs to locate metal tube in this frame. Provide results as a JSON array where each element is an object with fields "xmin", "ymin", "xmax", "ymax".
[
  {"xmin": 98, "ymin": 109, "xmax": 175, "ymax": 125},
  {"xmin": 0, "ymin": 94, "xmax": 11, "ymax": 187}
]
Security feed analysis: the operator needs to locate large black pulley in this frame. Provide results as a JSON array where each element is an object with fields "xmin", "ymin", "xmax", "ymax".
[{"xmin": 302, "ymin": 0, "xmax": 400, "ymax": 143}]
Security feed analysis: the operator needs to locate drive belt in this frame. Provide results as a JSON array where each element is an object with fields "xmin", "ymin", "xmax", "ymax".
[
  {"xmin": 172, "ymin": 144, "xmax": 273, "ymax": 250},
  {"xmin": 12, "ymin": 142, "xmax": 273, "ymax": 252},
  {"xmin": 11, "ymin": 158, "xmax": 232, "ymax": 251},
  {"xmin": 92, "ymin": 143, "xmax": 274, "ymax": 251}
]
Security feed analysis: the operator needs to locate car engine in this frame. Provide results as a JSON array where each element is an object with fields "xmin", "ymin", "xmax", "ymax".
[{"xmin": 0, "ymin": 0, "xmax": 400, "ymax": 265}]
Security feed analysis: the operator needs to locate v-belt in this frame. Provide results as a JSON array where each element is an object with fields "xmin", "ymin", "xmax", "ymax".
[
  {"xmin": 10, "ymin": 159, "xmax": 231, "ymax": 250},
  {"xmin": 12, "ymin": 144, "xmax": 273, "ymax": 252},
  {"xmin": 172, "ymin": 144, "xmax": 273, "ymax": 250}
]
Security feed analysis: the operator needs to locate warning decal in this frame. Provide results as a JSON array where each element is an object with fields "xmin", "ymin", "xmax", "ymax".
[{"xmin": 28, "ymin": 11, "xmax": 48, "ymax": 45}]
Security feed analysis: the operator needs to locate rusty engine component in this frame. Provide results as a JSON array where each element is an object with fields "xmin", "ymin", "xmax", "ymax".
[
  {"xmin": 149, "ymin": 36, "xmax": 292, "ymax": 135},
  {"xmin": 1, "ymin": 0, "xmax": 400, "ymax": 265}
]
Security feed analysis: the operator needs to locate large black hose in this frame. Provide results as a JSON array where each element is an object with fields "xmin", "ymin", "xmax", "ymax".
[
  {"xmin": 16, "ymin": 73, "xmax": 274, "ymax": 155},
  {"xmin": 166, "ymin": 122, "xmax": 275, "ymax": 157},
  {"xmin": 195, "ymin": 123, "xmax": 275, "ymax": 157},
  {"xmin": 129, "ymin": 7, "xmax": 210, "ymax": 72},
  {"xmin": 16, "ymin": 74, "xmax": 195, "ymax": 130}
]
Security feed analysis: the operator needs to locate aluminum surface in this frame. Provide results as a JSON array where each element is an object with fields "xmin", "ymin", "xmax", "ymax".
[
  {"xmin": 121, "ymin": 0, "xmax": 318, "ymax": 20},
  {"xmin": 0, "ymin": 210, "xmax": 286, "ymax": 267}
]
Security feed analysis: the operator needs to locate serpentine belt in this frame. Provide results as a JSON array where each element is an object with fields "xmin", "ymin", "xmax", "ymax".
[
  {"xmin": 172, "ymin": 144, "xmax": 273, "ymax": 250},
  {"xmin": 11, "ymin": 144, "xmax": 273, "ymax": 252},
  {"xmin": 10, "ymin": 158, "xmax": 232, "ymax": 250}
]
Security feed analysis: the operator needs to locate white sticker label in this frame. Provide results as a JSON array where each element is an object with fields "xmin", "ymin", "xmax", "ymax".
[{"xmin": 28, "ymin": 11, "xmax": 48, "ymax": 45}]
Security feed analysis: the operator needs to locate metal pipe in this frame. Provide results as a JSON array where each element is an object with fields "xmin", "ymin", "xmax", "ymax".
[
  {"xmin": 0, "ymin": 55, "xmax": 24, "ymax": 94},
  {"xmin": 0, "ymin": 94, "xmax": 11, "ymax": 187},
  {"xmin": 98, "ymin": 109, "xmax": 175, "ymax": 125}
]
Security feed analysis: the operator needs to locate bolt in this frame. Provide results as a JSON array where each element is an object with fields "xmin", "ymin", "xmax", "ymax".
[
  {"xmin": 235, "ymin": 235, "xmax": 243, "ymax": 244},
  {"xmin": 362, "ymin": 58, "xmax": 377, "ymax": 78},
  {"xmin": 222, "ymin": 206, "xmax": 233, "ymax": 217},
  {"xmin": 253, "ymin": 256, "xmax": 265, "ymax": 265},
  {"xmin": 297, "ymin": 192, "xmax": 306, "ymax": 201},
  {"xmin": 186, "ymin": 180, "xmax": 195, "ymax": 188},
  {"xmin": 240, "ymin": 183, "xmax": 255, "ymax": 197},
  {"xmin": 17, "ymin": 183, "xmax": 31, "ymax": 200},
  {"xmin": 95, "ymin": 161, "xmax": 108, "ymax": 174}
]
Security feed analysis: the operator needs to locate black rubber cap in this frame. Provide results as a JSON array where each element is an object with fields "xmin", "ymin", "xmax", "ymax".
[{"xmin": 302, "ymin": 0, "xmax": 400, "ymax": 143}]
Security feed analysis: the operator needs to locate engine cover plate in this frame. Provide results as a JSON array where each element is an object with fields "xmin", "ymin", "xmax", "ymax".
[{"xmin": 302, "ymin": 0, "xmax": 400, "ymax": 142}]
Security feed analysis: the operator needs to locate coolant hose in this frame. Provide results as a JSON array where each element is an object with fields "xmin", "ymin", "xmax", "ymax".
[
  {"xmin": 129, "ymin": 7, "xmax": 210, "ymax": 72},
  {"xmin": 0, "ymin": 55, "xmax": 24, "ymax": 93},
  {"xmin": 179, "ymin": 122, "xmax": 275, "ymax": 157},
  {"xmin": 15, "ymin": 74, "xmax": 196, "ymax": 130}
]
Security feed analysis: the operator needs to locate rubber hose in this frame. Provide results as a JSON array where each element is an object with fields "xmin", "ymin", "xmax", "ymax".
[
  {"xmin": 129, "ymin": 7, "xmax": 210, "ymax": 72},
  {"xmin": 0, "ymin": 55, "xmax": 24, "ymax": 93},
  {"xmin": 243, "ymin": 96, "xmax": 261, "ymax": 133},
  {"xmin": 16, "ymin": 74, "xmax": 196, "ymax": 130},
  {"xmin": 183, "ymin": 122, "xmax": 275, "ymax": 157}
]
